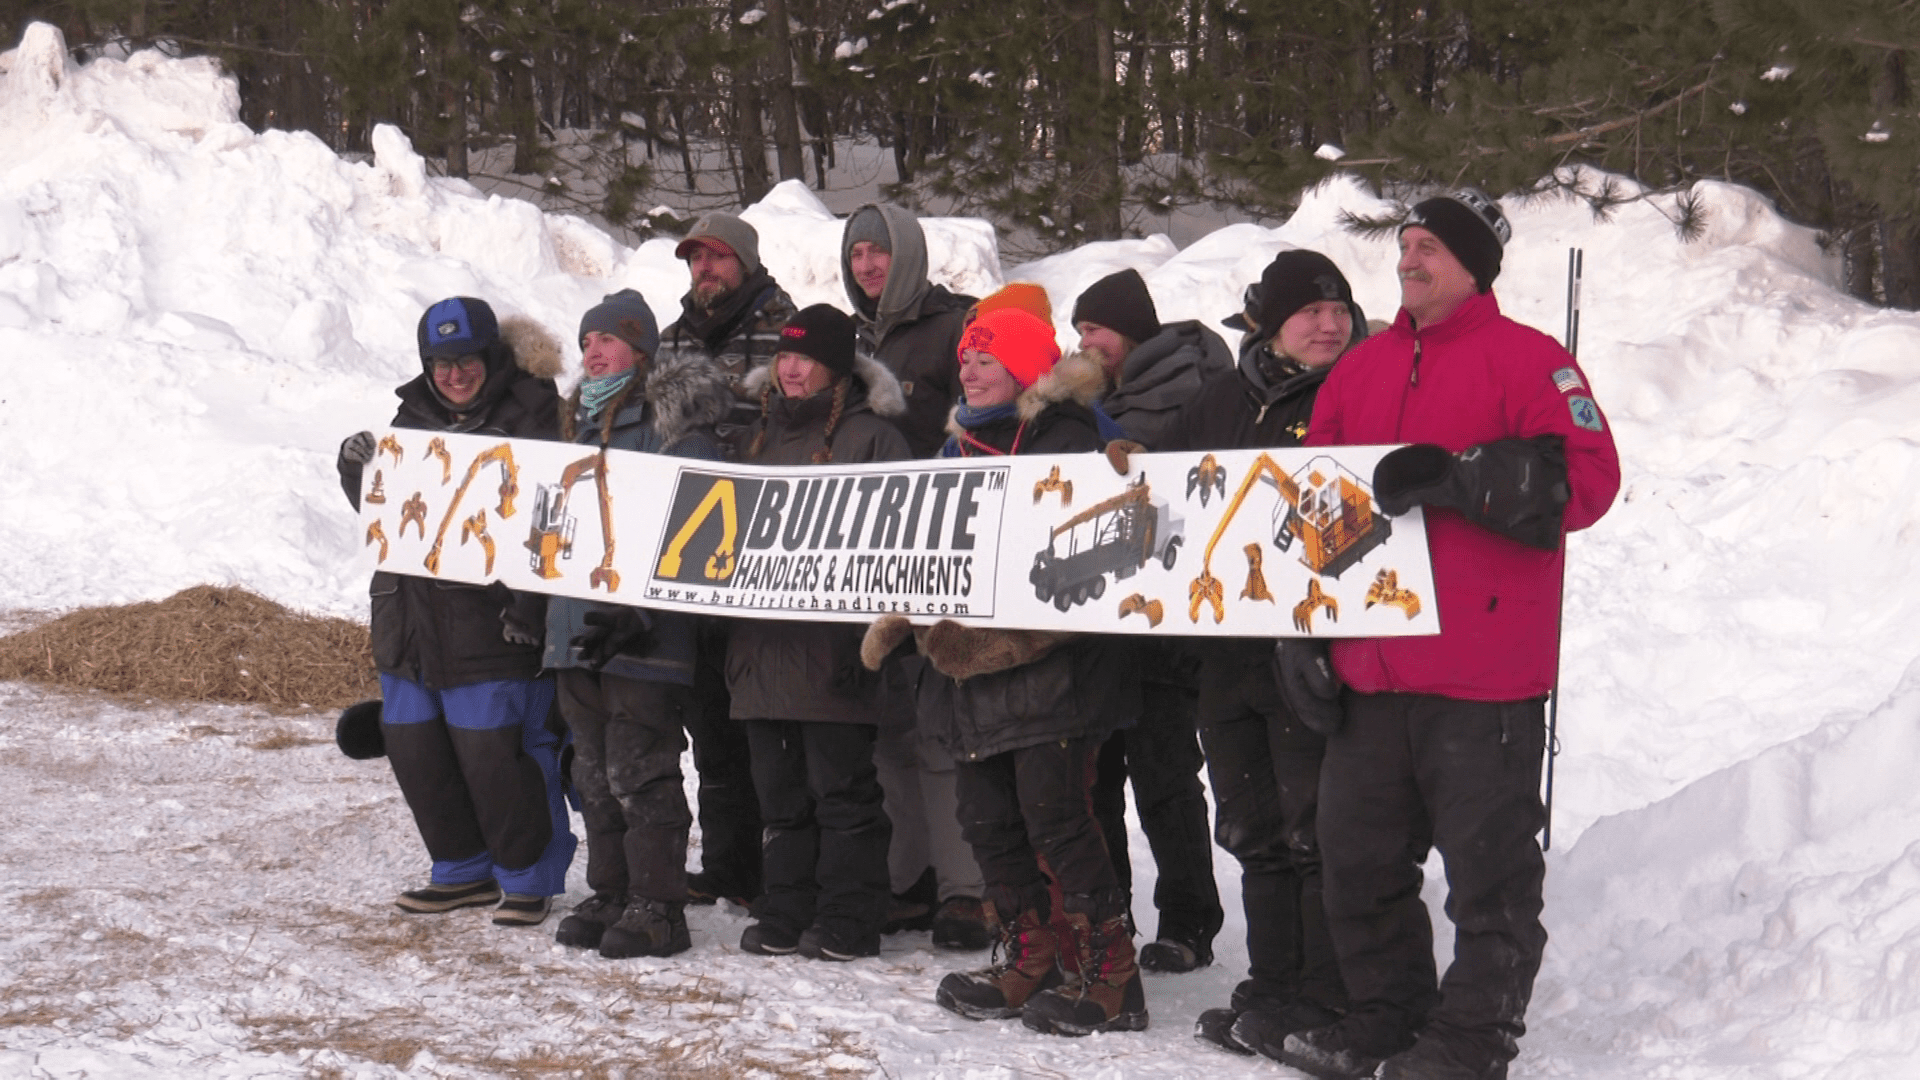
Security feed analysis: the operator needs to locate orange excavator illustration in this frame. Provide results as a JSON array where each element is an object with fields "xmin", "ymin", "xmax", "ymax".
[
  {"xmin": 1188, "ymin": 452, "xmax": 1390, "ymax": 623},
  {"xmin": 524, "ymin": 451, "xmax": 621, "ymax": 591},
  {"xmin": 425, "ymin": 444, "xmax": 519, "ymax": 575}
]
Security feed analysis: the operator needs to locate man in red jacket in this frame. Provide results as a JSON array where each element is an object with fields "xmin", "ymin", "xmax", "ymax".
[{"xmin": 1266, "ymin": 190, "xmax": 1621, "ymax": 1080}]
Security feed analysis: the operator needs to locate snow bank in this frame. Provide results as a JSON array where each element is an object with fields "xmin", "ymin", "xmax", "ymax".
[{"xmin": 6, "ymin": 20, "xmax": 1920, "ymax": 1077}]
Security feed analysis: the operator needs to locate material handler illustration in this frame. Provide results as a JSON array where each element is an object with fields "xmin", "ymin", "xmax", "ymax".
[
  {"xmin": 425, "ymin": 444, "xmax": 520, "ymax": 575},
  {"xmin": 525, "ymin": 451, "xmax": 621, "ymax": 591},
  {"xmin": 1188, "ymin": 452, "xmax": 1390, "ymax": 624},
  {"xmin": 1030, "ymin": 475, "xmax": 1182, "ymax": 612},
  {"xmin": 427, "ymin": 438, "xmax": 452, "ymax": 484},
  {"xmin": 1118, "ymin": 592, "xmax": 1165, "ymax": 628},
  {"xmin": 398, "ymin": 492, "xmax": 428, "ymax": 539},
  {"xmin": 1364, "ymin": 568, "xmax": 1422, "ymax": 619},
  {"xmin": 365, "ymin": 519, "xmax": 389, "ymax": 562},
  {"xmin": 1032, "ymin": 465, "xmax": 1073, "ymax": 506},
  {"xmin": 1292, "ymin": 578, "xmax": 1339, "ymax": 633},
  {"xmin": 461, "ymin": 509, "xmax": 496, "ymax": 575}
]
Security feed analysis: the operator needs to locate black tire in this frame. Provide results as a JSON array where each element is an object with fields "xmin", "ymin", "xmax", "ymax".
[
  {"xmin": 1088, "ymin": 576, "xmax": 1106, "ymax": 601},
  {"xmin": 1162, "ymin": 537, "xmax": 1182, "ymax": 571},
  {"xmin": 1054, "ymin": 592, "xmax": 1072, "ymax": 612}
]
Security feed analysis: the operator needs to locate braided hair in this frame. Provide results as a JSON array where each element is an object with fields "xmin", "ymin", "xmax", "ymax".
[
  {"xmin": 558, "ymin": 368, "xmax": 645, "ymax": 446},
  {"xmin": 744, "ymin": 374, "xmax": 850, "ymax": 464}
]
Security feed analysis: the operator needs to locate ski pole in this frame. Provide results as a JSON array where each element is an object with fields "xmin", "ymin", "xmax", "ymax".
[{"xmin": 1543, "ymin": 247, "xmax": 1582, "ymax": 852}]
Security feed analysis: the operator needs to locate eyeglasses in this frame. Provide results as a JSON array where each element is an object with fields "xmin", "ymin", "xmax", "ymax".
[{"xmin": 429, "ymin": 356, "xmax": 485, "ymax": 376}]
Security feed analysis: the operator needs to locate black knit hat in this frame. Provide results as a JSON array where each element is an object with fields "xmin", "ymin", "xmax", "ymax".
[
  {"xmin": 1226, "ymin": 250, "xmax": 1356, "ymax": 337},
  {"xmin": 1402, "ymin": 188, "xmax": 1511, "ymax": 293},
  {"xmin": 577, "ymin": 288, "xmax": 660, "ymax": 358},
  {"xmin": 777, "ymin": 304, "xmax": 857, "ymax": 378},
  {"xmin": 1071, "ymin": 268, "xmax": 1161, "ymax": 347}
]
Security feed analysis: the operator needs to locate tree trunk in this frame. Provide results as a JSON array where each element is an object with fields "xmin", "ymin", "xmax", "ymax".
[{"xmin": 764, "ymin": 0, "xmax": 805, "ymax": 181}]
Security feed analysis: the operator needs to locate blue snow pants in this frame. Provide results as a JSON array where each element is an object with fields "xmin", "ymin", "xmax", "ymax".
[{"xmin": 379, "ymin": 674, "xmax": 576, "ymax": 896}]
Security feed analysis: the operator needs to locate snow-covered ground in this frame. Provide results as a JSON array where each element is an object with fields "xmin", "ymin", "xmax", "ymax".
[{"xmin": 3, "ymin": 21, "xmax": 1919, "ymax": 1079}]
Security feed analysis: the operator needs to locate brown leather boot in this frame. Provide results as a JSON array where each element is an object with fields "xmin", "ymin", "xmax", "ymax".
[
  {"xmin": 1022, "ymin": 911, "xmax": 1149, "ymax": 1036},
  {"xmin": 934, "ymin": 908, "xmax": 1064, "ymax": 1020}
]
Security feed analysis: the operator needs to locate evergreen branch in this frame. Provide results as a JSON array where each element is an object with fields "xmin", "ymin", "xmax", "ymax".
[{"xmin": 1542, "ymin": 80, "xmax": 1713, "ymax": 147}]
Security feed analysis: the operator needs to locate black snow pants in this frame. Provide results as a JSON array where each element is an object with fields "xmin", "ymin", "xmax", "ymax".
[
  {"xmin": 688, "ymin": 619, "xmax": 764, "ymax": 900},
  {"xmin": 744, "ymin": 718, "xmax": 891, "ymax": 939},
  {"xmin": 956, "ymin": 736, "xmax": 1123, "ymax": 921},
  {"xmin": 1091, "ymin": 671, "xmax": 1224, "ymax": 948},
  {"xmin": 1195, "ymin": 639, "xmax": 1347, "ymax": 1012},
  {"xmin": 1318, "ymin": 690, "xmax": 1549, "ymax": 1071},
  {"xmin": 556, "ymin": 668, "xmax": 694, "ymax": 904}
]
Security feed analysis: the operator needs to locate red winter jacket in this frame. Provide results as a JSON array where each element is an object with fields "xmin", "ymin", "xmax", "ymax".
[{"xmin": 1306, "ymin": 291, "xmax": 1620, "ymax": 701}]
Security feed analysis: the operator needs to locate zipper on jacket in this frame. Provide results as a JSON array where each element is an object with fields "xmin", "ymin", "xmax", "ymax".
[{"xmin": 1409, "ymin": 338, "xmax": 1422, "ymax": 386}]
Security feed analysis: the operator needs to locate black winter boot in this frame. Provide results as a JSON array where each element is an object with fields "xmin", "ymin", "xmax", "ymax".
[
  {"xmin": 598, "ymin": 899, "xmax": 690, "ymax": 959},
  {"xmin": 554, "ymin": 892, "xmax": 622, "ymax": 949},
  {"xmin": 1269, "ymin": 1010, "xmax": 1418, "ymax": 1080}
]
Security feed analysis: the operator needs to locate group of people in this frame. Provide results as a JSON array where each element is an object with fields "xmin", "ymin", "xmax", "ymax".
[{"xmin": 334, "ymin": 188, "xmax": 1620, "ymax": 1080}]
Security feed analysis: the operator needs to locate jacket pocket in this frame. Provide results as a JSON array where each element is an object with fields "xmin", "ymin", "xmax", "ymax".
[{"xmin": 368, "ymin": 572, "xmax": 407, "ymax": 672}]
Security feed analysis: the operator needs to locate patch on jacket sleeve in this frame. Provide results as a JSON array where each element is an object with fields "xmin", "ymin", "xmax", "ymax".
[
  {"xmin": 1551, "ymin": 366, "xmax": 1585, "ymax": 394},
  {"xmin": 1567, "ymin": 395, "xmax": 1604, "ymax": 432}
]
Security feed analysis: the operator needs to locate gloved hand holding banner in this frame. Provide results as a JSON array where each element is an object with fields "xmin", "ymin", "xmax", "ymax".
[{"xmin": 355, "ymin": 429, "xmax": 1438, "ymax": 638}]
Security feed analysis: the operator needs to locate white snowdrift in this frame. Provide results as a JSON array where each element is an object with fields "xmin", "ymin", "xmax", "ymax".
[{"xmin": 4, "ymin": 20, "xmax": 1920, "ymax": 1078}]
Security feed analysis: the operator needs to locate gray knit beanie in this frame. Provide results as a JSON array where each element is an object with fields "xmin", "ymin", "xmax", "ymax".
[{"xmin": 577, "ymin": 288, "xmax": 660, "ymax": 358}]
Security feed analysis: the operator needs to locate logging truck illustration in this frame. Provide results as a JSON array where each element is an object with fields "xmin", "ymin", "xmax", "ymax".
[
  {"xmin": 1029, "ymin": 474, "xmax": 1183, "ymax": 611},
  {"xmin": 1188, "ymin": 452, "xmax": 1390, "ymax": 623},
  {"xmin": 524, "ymin": 450, "xmax": 621, "ymax": 591},
  {"xmin": 425, "ymin": 444, "xmax": 519, "ymax": 575}
]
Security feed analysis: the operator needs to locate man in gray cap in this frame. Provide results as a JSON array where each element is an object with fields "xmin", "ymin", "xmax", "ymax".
[
  {"xmin": 656, "ymin": 211, "xmax": 799, "ymax": 441},
  {"xmin": 650, "ymin": 210, "xmax": 798, "ymax": 910},
  {"xmin": 840, "ymin": 203, "xmax": 975, "ymax": 457}
]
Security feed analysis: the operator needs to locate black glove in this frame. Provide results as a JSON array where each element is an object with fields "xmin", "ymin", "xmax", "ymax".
[
  {"xmin": 340, "ymin": 430, "xmax": 377, "ymax": 466},
  {"xmin": 488, "ymin": 581, "xmax": 544, "ymax": 647},
  {"xmin": 571, "ymin": 608, "xmax": 655, "ymax": 670},
  {"xmin": 1273, "ymin": 639, "xmax": 1345, "ymax": 736},
  {"xmin": 1372, "ymin": 436, "xmax": 1570, "ymax": 551},
  {"xmin": 336, "ymin": 699, "xmax": 386, "ymax": 759}
]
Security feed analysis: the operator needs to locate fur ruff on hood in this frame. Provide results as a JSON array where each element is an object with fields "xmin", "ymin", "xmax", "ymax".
[
  {"xmin": 639, "ymin": 348, "xmax": 734, "ymax": 449},
  {"xmin": 738, "ymin": 351, "xmax": 909, "ymax": 418},
  {"xmin": 942, "ymin": 347, "xmax": 1107, "ymax": 443},
  {"xmin": 499, "ymin": 314, "xmax": 564, "ymax": 378}
]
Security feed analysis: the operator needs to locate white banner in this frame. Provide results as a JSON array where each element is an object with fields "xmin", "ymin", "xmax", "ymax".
[{"xmin": 356, "ymin": 430, "xmax": 1438, "ymax": 638}]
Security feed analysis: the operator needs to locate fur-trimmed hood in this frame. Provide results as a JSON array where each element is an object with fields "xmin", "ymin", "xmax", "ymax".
[
  {"xmin": 499, "ymin": 314, "xmax": 564, "ymax": 379},
  {"xmin": 738, "ymin": 351, "xmax": 909, "ymax": 419},
  {"xmin": 635, "ymin": 348, "xmax": 734, "ymax": 449},
  {"xmin": 940, "ymin": 347, "xmax": 1107, "ymax": 445}
]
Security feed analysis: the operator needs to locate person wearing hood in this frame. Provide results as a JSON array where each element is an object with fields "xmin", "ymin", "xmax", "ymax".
[
  {"xmin": 863, "ymin": 307, "xmax": 1147, "ymax": 1037},
  {"xmin": 840, "ymin": 203, "xmax": 976, "ymax": 457},
  {"xmin": 725, "ymin": 304, "xmax": 911, "ymax": 962},
  {"xmin": 1023, "ymin": 267, "xmax": 1232, "ymax": 979},
  {"xmin": 1149, "ymin": 250, "xmax": 1370, "ymax": 1059},
  {"xmin": 334, "ymin": 296, "xmax": 576, "ymax": 928},
  {"xmin": 540, "ymin": 289, "xmax": 735, "ymax": 960},
  {"xmin": 655, "ymin": 211, "xmax": 788, "ymax": 907}
]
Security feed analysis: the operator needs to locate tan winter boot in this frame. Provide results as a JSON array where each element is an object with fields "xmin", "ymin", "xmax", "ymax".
[
  {"xmin": 934, "ymin": 908, "xmax": 1064, "ymax": 1020},
  {"xmin": 1022, "ymin": 910, "xmax": 1149, "ymax": 1036}
]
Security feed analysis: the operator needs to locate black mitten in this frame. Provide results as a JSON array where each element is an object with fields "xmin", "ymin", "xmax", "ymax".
[
  {"xmin": 1272, "ymin": 639, "xmax": 1345, "ymax": 736},
  {"xmin": 1372, "ymin": 443, "xmax": 1455, "ymax": 515},
  {"xmin": 336, "ymin": 699, "xmax": 386, "ymax": 760},
  {"xmin": 570, "ymin": 608, "xmax": 655, "ymax": 670},
  {"xmin": 1373, "ymin": 436, "xmax": 1569, "ymax": 551}
]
